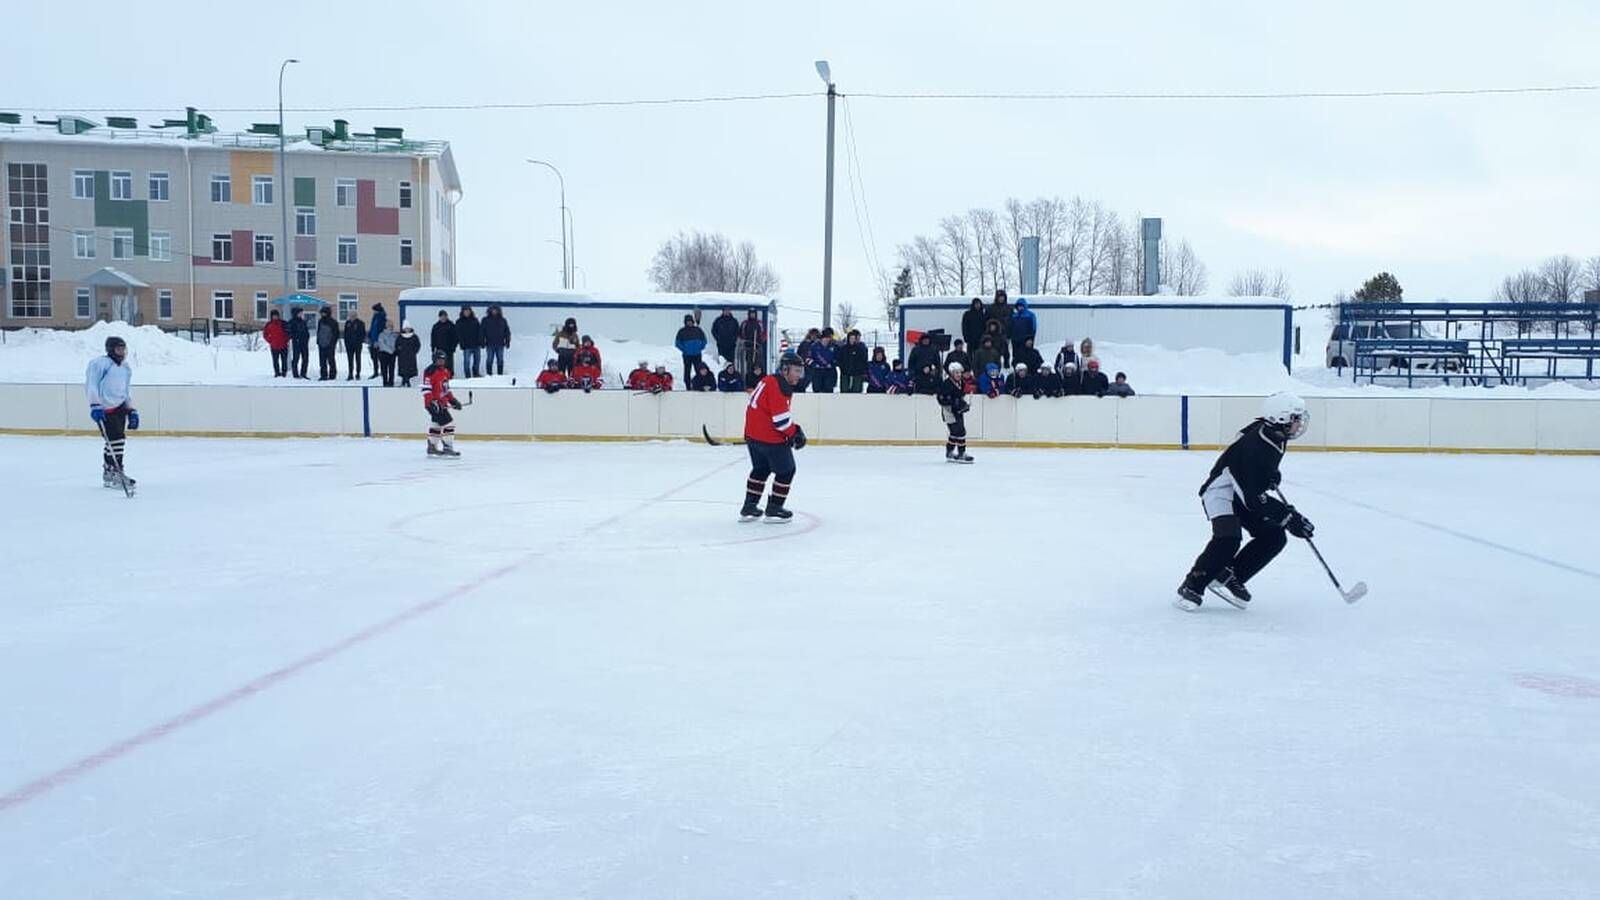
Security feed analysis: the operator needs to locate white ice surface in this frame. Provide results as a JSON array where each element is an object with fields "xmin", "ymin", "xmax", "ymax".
[{"xmin": 3, "ymin": 437, "xmax": 1599, "ymax": 899}]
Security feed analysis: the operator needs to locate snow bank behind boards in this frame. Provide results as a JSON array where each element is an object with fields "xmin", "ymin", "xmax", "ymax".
[{"xmin": 4, "ymin": 383, "xmax": 1599, "ymax": 453}]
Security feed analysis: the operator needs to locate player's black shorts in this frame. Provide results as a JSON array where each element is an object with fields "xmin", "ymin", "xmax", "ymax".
[
  {"xmin": 746, "ymin": 439, "xmax": 795, "ymax": 480},
  {"xmin": 428, "ymin": 405, "xmax": 454, "ymax": 426}
]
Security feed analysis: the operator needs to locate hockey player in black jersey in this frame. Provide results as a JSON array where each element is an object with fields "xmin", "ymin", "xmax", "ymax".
[
  {"xmin": 1176, "ymin": 392, "xmax": 1315, "ymax": 611},
  {"xmin": 937, "ymin": 362, "xmax": 974, "ymax": 463}
]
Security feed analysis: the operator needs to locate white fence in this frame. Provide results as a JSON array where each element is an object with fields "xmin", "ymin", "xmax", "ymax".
[{"xmin": 6, "ymin": 384, "xmax": 1599, "ymax": 453}]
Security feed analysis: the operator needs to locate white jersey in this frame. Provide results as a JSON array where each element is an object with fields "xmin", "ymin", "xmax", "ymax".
[{"xmin": 85, "ymin": 356, "xmax": 134, "ymax": 409}]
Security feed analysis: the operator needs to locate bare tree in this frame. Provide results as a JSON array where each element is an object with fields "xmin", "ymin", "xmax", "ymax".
[
  {"xmin": 1495, "ymin": 269, "xmax": 1546, "ymax": 304},
  {"xmin": 938, "ymin": 216, "xmax": 974, "ymax": 294},
  {"xmin": 835, "ymin": 299, "xmax": 858, "ymax": 332},
  {"xmin": 649, "ymin": 230, "xmax": 780, "ymax": 295},
  {"xmin": 1164, "ymin": 240, "xmax": 1209, "ymax": 295},
  {"xmin": 1540, "ymin": 254, "xmax": 1582, "ymax": 303},
  {"xmin": 1582, "ymin": 256, "xmax": 1600, "ymax": 295},
  {"xmin": 1228, "ymin": 268, "xmax": 1293, "ymax": 300}
]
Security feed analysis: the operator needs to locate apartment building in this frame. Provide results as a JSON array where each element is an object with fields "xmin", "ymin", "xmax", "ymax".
[{"xmin": 1, "ymin": 108, "xmax": 462, "ymax": 328}]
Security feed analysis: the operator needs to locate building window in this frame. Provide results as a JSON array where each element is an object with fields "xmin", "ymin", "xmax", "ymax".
[
  {"xmin": 252, "ymin": 175, "xmax": 274, "ymax": 206},
  {"xmin": 399, "ymin": 181, "xmax": 412, "ymax": 208},
  {"xmin": 297, "ymin": 262, "xmax": 317, "ymax": 291},
  {"xmin": 74, "ymin": 230, "xmax": 96, "ymax": 259},
  {"xmin": 148, "ymin": 172, "xmax": 169, "ymax": 201},
  {"xmin": 335, "ymin": 178, "xmax": 356, "ymax": 207},
  {"xmin": 296, "ymin": 207, "xmax": 316, "ymax": 236},
  {"xmin": 149, "ymin": 232, "xmax": 172, "ymax": 262},
  {"xmin": 210, "ymin": 174, "xmax": 231, "ymax": 203},
  {"xmin": 212, "ymin": 290, "xmax": 234, "ymax": 320},
  {"xmin": 255, "ymin": 291, "xmax": 269, "ymax": 321},
  {"xmin": 158, "ymin": 289, "xmax": 173, "ymax": 320},
  {"xmin": 112, "ymin": 229, "xmax": 135, "ymax": 260},
  {"xmin": 76, "ymin": 287, "xmax": 92, "ymax": 319},
  {"xmin": 337, "ymin": 237, "xmax": 358, "ymax": 266},
  {"xmin": 254, "ymin": 234, "xmax": 275, "ymax": 264},
  {"xmin": 110, "ymin": 170, "xmax": 133, "ymax": 201},
  {"xmin": 6, "ymin": 162, "xmax": 53, "ymax": 318},
  {"xmin": 400, "ymin": 239, "xmax": 413, "ymax": 267},
  {"xmin": 211, "ymin": 233, "xmax": 233, "ymax": 263},
  {"xmin": 73, "ymin": 170, "xmax": 95, "ymax": 199},
  {"xmin": 338, "ymin": 294, "xmax": 358, "ymax": 320}
]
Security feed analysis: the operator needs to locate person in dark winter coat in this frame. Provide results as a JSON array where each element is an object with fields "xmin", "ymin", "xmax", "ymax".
[
  {"xmin": 430, "ymin": 310, "xmax": 458, "ymax": 375},
  {"xmin": 674, "ymin": 314, "xmax": 708, "ymax": 384},
  {"xmin": 961, "ymin": 297, "xmax": 987, "ymax": 350},
  {"xmin": 1015, "ymin": 336, "xmax": 1045, "ymax": 373},
  {"xmin": 972, "ymin": 335, "xmax": 1002, "ymax": 375},
  {"xmin": 1009, "ymin": 298, "xmax": 1038, "ymax": 362},
  {"xmin": 1038, "ymin": 364, "xmax": 1064, "ymax": 398},
  {"xmin": 885, "ymin": 359, "xmax": 912, "ymax": 394},
  {"xmin": 263, "ymin": 309, "xmax": 289, "ymax": 377},
  {"xmin": 806, "ymin": 329, "xmax": 839, "ymax": 393},
  {"xmin": 1106, "ymin": 371, "xmax": 1136, "ymax": 397},
  {"xmin": 376, "ymin": 321, "xmax": 398, "ymax": 386},
  {"xmin": 315, "ymin": 307, "xmax": 341, "ymax": 380},
  {"xmin": 1059, "ymin": 361, "xmax": 1084, "ymax": 396},
  {"xmin": 906, "ymin": 333, "xmax": 941, "ymax": 389},
  {"xmin": 1055, "ymin": 340, "xmax": 1079, "ymax": 374},
  {"xmin": 739, "ymin": 311, "xmax": 765, "ymax": 373},
  {"xmin": 944, "ymin": 339, "xmax": 972, "ymax": 374},
  {"xmin": 982, "ymin": 318, "xmax": 1009, "ymax": 369},
  {"xmin": 690, "ymin": 361, "xmax": 717, "ymax": 391},
  {"xmin": 717, "ymin": 361, "xmax": 745, "ymax": 392},
  {"xmin": 744, "ymin": 360, "xmax": 766, "ymax": 389},
  {"xmin": 837, "ymin": 329, "xmax": 869, "ymax": 393},
  {"xmin": 794, "ymin": 328, "xmax": 819, "ymax": 392},
  {"xmin": 287, "ymin": 308, "xmax": 311, "ymax": 378},
  {"xmin": 1006, "ymin": 363, "xmax": 1041, "ymax": 398},
  {"xmin": 342, "ymin": 313, "xmax": 366, "ymax": 380},
  {"xmin": 552, "ymin": 317, "xmax": 580, "ymax": 376},
  {"xmin": 987, "ymin": 289, "xmax": 1012, "ymax": 368},
  {"xmin": 1081, "ymin": 357, "xmax": 1111, "ymax": 396},
  {"xmin": 978, "ymin": 362, "xmax": 1004, "ymax": 397},
  {"xmin": 395, "ymin": 323, "xmax": 422, "ymax": 387},
  {"xmin": 455, "ymin": 306, "xmax": 483, "ymax": 378},
  {"xmin": 366, "ymin": 303, "xmax": 388, "ymax": 379},
  {"xmin": 711, "ymin": 307, "xmax": 740, "ymax": 364},
  {"xmin": 481, "ymin": 305, "xmax": 511, "ymax": 376},
  {"xmin": 866, "ymin": 346, "xmax": 891, "ymax": 393}
]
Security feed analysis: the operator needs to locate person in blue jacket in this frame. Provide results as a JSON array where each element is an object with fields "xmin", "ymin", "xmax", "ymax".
[
  {"xmin": 806, "ymin": 327, "xmax": 839, "ymax": 393},
  {"xmin": 674, "ymin": 314, "xmax": 707, "ymax": 384},
  {"xmin": 885, "ymin": 358, "xmax": 912, "ymax": 394},
  {"xmin": 366, "ymin": 303, "xmax": 388, "ymax": 379},
  {"xmin": 1010, "ymin": 297, "xmax": 1038, "ymax": 365},
  {"xmin": 717, "ymin": 361, "xmax": 745, "ymax": 392},
  {"xmin": 977, "ymin": 361, "xmax": 1004, "ymax": 397},
  {"xmin": 866, "ymin": 346, "xmax": 891, "ymax": 393}
]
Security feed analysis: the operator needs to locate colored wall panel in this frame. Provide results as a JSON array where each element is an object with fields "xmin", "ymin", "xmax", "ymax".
[
  {"xmin": 92, "ymin": 171, "xmax": 150, "ymax": 253},
  {"xmin": 294, "ymin": 177, "xmax": 316, "ymax": 207},
  {"xmin": 356, "ymin": 180, "xmax": 399, "ymax": 235}
]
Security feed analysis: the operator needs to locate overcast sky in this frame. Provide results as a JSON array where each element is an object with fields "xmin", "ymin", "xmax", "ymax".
[{"xmin": 15, "ymin": 0, "xmax": 1600, "ymax": 326}]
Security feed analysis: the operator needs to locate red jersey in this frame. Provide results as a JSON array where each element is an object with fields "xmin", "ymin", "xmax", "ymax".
[
  {"xmin": 421, "ymin": 363, "xmax": 455, "ymax": 406},
  {"xmin": 535, "ymin": 370, "xmax": 566, "ymax": 390},
  {"xmin": 653, "ymin": 372, "xmax": 674, "ymax": 392},
  {"xmin": 627, "ymin": 369, "xmax": 654, "ymax": 391},
  {"xmin": 744, "ymin": 374, "xmax": 795, "ymax": 444}
]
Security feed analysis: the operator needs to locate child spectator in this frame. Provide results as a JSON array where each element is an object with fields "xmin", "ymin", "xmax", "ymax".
[
  {"xmin": 1038, "ymin": 364, "xmax": 1064, "ymax": 397},
  {"xmin": 987, "ymin": 289, "xmax": 1012, "ymax": 368},
  {"xmin": 1079, "ymin": 337, "xmax": 1095, "ymax": 362},
  {"xmin": 691, "ymin": 361, "xmax": 717, "ymax": 391},
  {"xmin": 1082, "ymin": 357, "xmax": 1111, "ymax": 396},
  {"xmin": 837, "ymin": 329, "xmax": 868, "ymax": 393},
  {"xmin": 806, "ymin": 328, "xmax": 838, "ymax": 393},
  {"xmin": 536, "ymin": 359, "xmax": 567, "ymax": 393},
  {"xmin": 972, "ymin": 335, "xmax": 1001, "ymax": 375},
  {"xmin": 1015, "ymin": 336, "xmax": 1044, "ymax": 373},
  {"xmin": 1060, "ymin": 361, "xmax": 1083, "ymax": 396},
  {"xmin": 1055, "ymin": 340, "xmax": 1079, "ymax": 373},
  {"xmin": 651, "ymin": 364, "xmax": 675, "ymax": 393},
  {"xmin": 1007, "ymin": 363, "xmax": 1041, "ymax": 399},
  {"xmin": 886, "ymin": 359, "xmax": 912, "ymax": 394},
  {"xmin": 978, "ymin": 362, "xmax": 1004, "ymax": 397},
  {"xmin": 744, "ymin": 360, "xmax": 766, "ymax": 389},
  {"xmin": 627, "ymin": 361, "xmax": 654, "ymax": 392},
  {"xmin": 945, "ymin": 338, "xmax": 972, "ymax": 374},
  {"xmin": 575, "ymin": 335, "xmax": 601, "ymax": 372},
  {"xmin": 717, "ymin": 361, "xmax": 745, "ymax": 392},
  {"xmin": 1106, "ymin": 371, "xmax": 1136, "ymax": 397},
  {"xmin": 866, "ymin": 347, "xmax": 891, "ymax": 393}
]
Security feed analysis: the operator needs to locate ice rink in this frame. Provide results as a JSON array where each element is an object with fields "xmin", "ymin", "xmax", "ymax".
[{"xmin": 3, "ymin": 435, "xmax": 1598, "ymax": 898}]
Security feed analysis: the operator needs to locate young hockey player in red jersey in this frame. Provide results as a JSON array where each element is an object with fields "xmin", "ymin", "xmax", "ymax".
[
  {"xmin": 421, "ymin": 349, "xmax": 463, "ymax": 457},
  {"xmin": 535, "ymin": 359, "xmax": 567, "ymax": 393},
  {"xmin": 627, "ymin": 361, "xmax": 654, "ymax": 392},
  {"xmin": 740, "ymin": 353, "xmax": 807, "ymax": 523},
  {"xmin": 650, "ymin": 365, "xmax": 675, "ymax": 393}
]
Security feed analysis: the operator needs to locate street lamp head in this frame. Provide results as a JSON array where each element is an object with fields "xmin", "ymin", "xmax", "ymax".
[
  {"xmin": 287, "ymin": 58, "xmax": 300, "ymax": 64},
  {"xmin": 814, "ymin": 60, "xmax": 832, "ymax": 86}
]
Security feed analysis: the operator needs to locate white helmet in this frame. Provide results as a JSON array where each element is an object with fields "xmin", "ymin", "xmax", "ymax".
[
  {"xmin": 1261, "ymin": 391, "xmax": 1309, "ymax": 440},
  {"xmin": 947, "ymin": 361, "xmax": 965, "ymax": 375}
]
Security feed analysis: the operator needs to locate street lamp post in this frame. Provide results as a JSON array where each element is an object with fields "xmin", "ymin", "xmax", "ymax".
[
  {"xmin": 527, "ymin": 159, "xmax": 569, "ymax": 289},
  {"xmin": 815, "ymin": 60, "xmax": 837, "ymax": 331},
  {"xmin": 278, "ymin": 59, "xmax": 299, "ymax": 300}
]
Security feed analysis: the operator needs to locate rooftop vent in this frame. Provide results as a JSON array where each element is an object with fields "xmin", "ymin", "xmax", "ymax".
[
  {"xmin": 248, "ymin": 123, "xmax": 282, "ymax": 136},
  {"xmin": 0, "ymin": 112, "xmax": 21, "ymax": 125},
  {"xmin": 106, "ymin": 116, "xmax": 138, "ymax": 129},
  {"xmin": 34, "ymin": 115, "xmax": 99, "ymax": 135}
]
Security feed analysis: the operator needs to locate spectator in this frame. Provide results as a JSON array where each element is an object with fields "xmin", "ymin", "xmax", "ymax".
[
  {"xmin": 1060, "ymin": 360, "xmax": 1084, "ymax": 396},
  {"xmin": 690, "ymin": 361, "xmax": 717, "ymax": 391},
  {"xmin": 1038, "ymin": 364, "xmax": 1064, "ymax": 398},
  {"xmin": 1055, "ymin": 339, "xmax": 1079, "ymax": 374},
  {"xmin": 987, "ymin": 289, "xmax": 1012, "ymax": 368},
  {"xmin": 395, "ymin": 323, "xmax": 421, "ymax": 387},
  {"xmin": 315, "ymin": 306, "xmax": 341, "ymax": 380},
  {"xmin": 912, "ymin": 360, "xmax": 940, "ymax": 395},
  {"xmin": 674, "ymin": 314, "xmax": 707, "ymax": 384},
  {"xmin": 972, "ymin": 334, "xmax": 1002, "ymax": 375},
  {"xmin": 1080, "ymin": 337, "xmax": 1095, "ymax": 362},
  {"xmin": 866, "ymin": 346, "xmax": 891, "ymax": 393},
  {"xmin": 945, "ymin": 338, "xmax": 972, "ymax": 374},
  {"xmin": 978, "ymin": 362, "xmax": 1004, "ymax": 397},
  {"xmin": 807, "ymin": 328, "xmax": 839, "ymax": 393},
  {"xmin": 739, "ymin": 310, "xmax": 765, "ymax": 374},
  {"xmin": 342, "ymin": 310, "xmax": 366, "ymax": 380},
  {"xmin": 885, "ymin": 359, "xmax": 912, "ymax": 394},
  {"xmin": 366, "ymin": 303, "xmax": 388, "ymax": 380},
  {"xmin": 651, "ymin": 364, "xmax": 675, "ymax": 394},
  {"xmin": 627, "ymin": 361, "xmax": 654, "ymax": 391},
  {"xmin": 482, "ymin": 305, "xmax": 510, "ymax": 376},
  {"xmin": 796, "ymin": 327, "xmax": 820, "ymax": 392},
  {"xmin": 837, "ymin": 329, "xmax": 868, "ymax": 393},
  {"xmin": 572, "ymin": 338, "xmax": 603, "ymax": 391},
  {"xmin": 552, "ymin": 317, "xmax": 580, "ymax": 375},
  {"xmin": 1105, "ymin": 371, "xmax": 1136, "ymax": 397},
  {"xmin": 907, "ymin": 332, "xmax": 940, "ymax": 387},
  {"xmin": 717, "ymin": 361, "xmax": 745, "ymax": 392},
  {"xmin": 960, "ymin": 367, "xmax": 979, "ymax": 395},
  {"xmin": 961, "ymin": 297, "xmax": 987, "ymax": 350},
  {"xmin": 536, "ymin": 359, "xmax": 567, "ymax": 393},
  {"xmin": 711, "ymin": 306, "xmax": 740, "ymax": 365},
  {"xmin": 1082, "ymin": 357, "xmax": 1111, "ymax": 396},
  {"xmin": 1010, "ymin": 297, "xmax": 1038, "ymax": 363},
  {"xmin": 430, "ymin": 310, "xmax": 458, "ymax": 375},
  {"xmin": 982, "ymin": 318, "xmax": 1009, "ymax": 369},
  {"xmin": 287, "ymin": 307, "xmax": 311, "ymax": 378},
  {"xmin": 263, "ymin": 309, "xmax": 289, "ymax": 378},
  {"xmin": 376, "ymin": 321, "xmax": 398, "ymax": 387},
  {"xmin": 744, "ymin": 359, "xmax": 766, "ymax": 390},
  {"xmin": 455, "ymin": 305, "xmax": 483, "ymax": 379},
  {"xmin": 1015, "ymin": 336, "xmax": 1045, "ymax": 373},
  {"xmin": 1007, "ymin": 362, "xmax": 1041, "ymax": 399}
]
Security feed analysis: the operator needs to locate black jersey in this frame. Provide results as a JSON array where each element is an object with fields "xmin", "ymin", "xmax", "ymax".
[
  {"xmin": 1199, "ymin": 419, "xmax": 1286, "ymax": 516},
  {"xmin": 936, "ymin": 377, "xmax": 968, "ymax": 413}
]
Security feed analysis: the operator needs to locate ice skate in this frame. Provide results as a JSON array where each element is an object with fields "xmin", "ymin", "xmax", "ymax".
[
  {"xmin": 1208, "ymin": 568, "xmax": 1251, "ymax": 610},
  {"xmin": 739, "ymin": 501, "xmax": 764, "ymax": 522}
]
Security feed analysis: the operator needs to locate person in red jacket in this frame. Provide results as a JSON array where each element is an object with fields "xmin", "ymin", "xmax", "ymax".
[
  {"xmin": 535, "ymin": 359, "xmax": 567, "ymax": 393},
  {"xmin": 627, "ymin": 361, "xmax": 654, "ymax": 392},
  {"xmin": 421, "ymin": 349, "xmax": 463, "ymax": 457},
  {"xmin": 740, "ymin": 353, "xmax": 806, "ymax": 523},
  {"xmin": 262, "ymin": 309, "xmax": 289, "ymax": 378},
  {"xmin": 650, "ymin": 364, "xmax": 674, "ymax": 394}
]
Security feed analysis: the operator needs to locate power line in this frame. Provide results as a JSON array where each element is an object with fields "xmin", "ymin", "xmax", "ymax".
[
  {"xmin": 6, "ymin": 93, "xmax": 817, "ymax": 115},
  {"xmin": 840, "ymin": 97, "xmax": 888, "ymax": 299},
  {"xmin": 849, "ymin": 84, "xmax": 1600, "ymax": 102}
]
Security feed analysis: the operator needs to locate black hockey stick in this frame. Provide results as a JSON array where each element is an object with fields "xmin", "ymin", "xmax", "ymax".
[
  {"xmin": 1274, "ymin": 488, "xmax": 1366, "ymax": 603},
  {"xmin": 702, "ymin": 425, "xmax": 744, "ymax": 447},
  {"xmin": 96, "ymin": 418, "xmax": 133, "ymax": 498}
]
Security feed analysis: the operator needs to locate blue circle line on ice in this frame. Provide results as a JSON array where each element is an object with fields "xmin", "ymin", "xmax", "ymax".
[
  {"xmin": 385, "ymin": 497, "xmax": 821, "ymax": 550},
  {"xmin": 0, "ymin": 458, "xmax": 742, "ymax": 815}
]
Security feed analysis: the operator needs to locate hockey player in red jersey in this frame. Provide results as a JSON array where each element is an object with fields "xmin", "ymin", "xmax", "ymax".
[
  {"xmin": 740, "ymin": 353, "xmax": 807, "ymax": 523},
  {"xmin": 421, "ymin": 348, "xmax": 463, "ymax": 457}
]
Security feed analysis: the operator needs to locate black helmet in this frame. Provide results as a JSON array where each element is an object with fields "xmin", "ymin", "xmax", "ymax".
[
  {"xmin": 778, "ymin": 353, "xmax": 804, "ymax": 373},
  {"xmin": 105, "ymin": 336, "xmax": 127, "ymax": 355}
]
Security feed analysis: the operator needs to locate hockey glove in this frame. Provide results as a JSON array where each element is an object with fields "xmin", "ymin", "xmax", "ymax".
[
  {"xmin": 789, "ymin": 426, "xmax": 808, "ymax": 450},
  {"xmin": 1286, "ymin": 510, "xmax": 1315, "ymax": 540},
  {"xmin": 449, "ymin": 397, "xmax": 463, "ymax": 410},
  {"xmin": 958, "ymin": 400, "xmax": 972, "ymax": 415},
  {"xmin": 89, "ymin": 405, "xmax": 106, "ymax": 423},
  {"xmin": 427, "ymin": 400, "xmax": 444, "ymax": 416},
  {"xmin": 127, "ymin": 409, "xmax": 141, "ymax": 430},
  {"xmin": 1258, "ymin": 494, "xmax": 1292, "ymax": 525}
]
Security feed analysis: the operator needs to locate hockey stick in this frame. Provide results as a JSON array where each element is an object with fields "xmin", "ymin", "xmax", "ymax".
[
  {"xmin": 96, "ymin": 418, "xmax": 133, "ymax": 498},
  {"xmin": 702, "ymin": 425, "xmax": 744, "ymax": 447},
  {"xmin": 1274, "ymin": 488, "xmax": 1366, "ymax": 603}
]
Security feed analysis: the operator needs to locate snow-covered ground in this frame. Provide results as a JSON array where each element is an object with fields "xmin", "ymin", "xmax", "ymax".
[{"xmin": 3, "ymin": 436, "xmax": 1598, "ymax": 898}]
